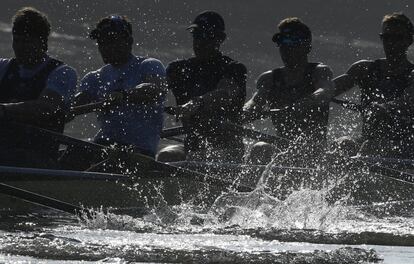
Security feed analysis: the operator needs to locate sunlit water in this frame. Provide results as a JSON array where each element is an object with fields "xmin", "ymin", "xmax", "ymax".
[{"xmin": 1, "ymin": 170, "xmax": 413, "ymax": 263}]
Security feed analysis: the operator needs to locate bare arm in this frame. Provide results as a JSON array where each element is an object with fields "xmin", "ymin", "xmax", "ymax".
[
  {"xmin": 296, "ymin": 65, "xmax": 335, "ymax": 107},
  {"xmin": 1, "ymin": 89, "xmax": 66, "ymax": 125},
  {"xmin": 243, "ymin": 71, "xmax": 273, "ymax": 121},
  {"xmin": 125, "ymin": 74, "xmax": 167, "ymax": 104},
  {"xmin": 333, "ymin": 60, "xmax": 371, "ymax": 97}
]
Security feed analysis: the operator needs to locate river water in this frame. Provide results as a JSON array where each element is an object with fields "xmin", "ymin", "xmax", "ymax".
[{"xmin": 1, "ymin": 172, "xmax": 413, "ymax": 263}]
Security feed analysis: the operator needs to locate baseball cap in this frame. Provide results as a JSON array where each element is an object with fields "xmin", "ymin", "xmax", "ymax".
[
  {"xmin": 89, "ymin": 15, "xmax": 132, "ymax": 40},
  {"xmin": 187, "ymin": 11, "xmax": 225, "ymax": 33}
]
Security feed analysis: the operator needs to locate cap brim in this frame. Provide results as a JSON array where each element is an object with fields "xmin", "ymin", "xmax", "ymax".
[
  {"xmin": 272, "ymin": 33, "xmax": 280, "ymax": 43},
  {"xmin": 186, "ymin": 24, "xmax": 199, "ymax": 31}
]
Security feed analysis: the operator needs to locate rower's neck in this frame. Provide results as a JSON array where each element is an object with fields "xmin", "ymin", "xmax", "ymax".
[
  {"xmin": 20, "ymin": 54, "xmax": 48, "ymax": 69},
  {"xmin": 284, "ymin": 60, "xmax": 309, "ymax": 75},
  {"xmin": 111, "ymin": 53, "xmax": 134, "ymax": 68},
  {"xmin": 385, "ymin": 54, "xmax": 410, "ymax": 68},
  {"xmin": 384, "ymin": 55, "xmax": 412, "ymax": 74}
]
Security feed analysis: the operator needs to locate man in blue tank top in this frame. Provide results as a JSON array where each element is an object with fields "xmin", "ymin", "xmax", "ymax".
[
  {"xmin": 74, "ymin": 15, "xmax": 166, "ymax": 159},
  {"xmin": 244, "ymin": 17, "xmax": 334, "ymax": 164},
  {"xmin": 0, "ymin": 7, "xmax": 77, "ymax": 168}
]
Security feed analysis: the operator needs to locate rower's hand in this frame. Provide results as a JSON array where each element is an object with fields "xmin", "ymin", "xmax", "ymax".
[
  {"xmin": 175, "ymin": 100, "xmax": 203, "ymax": 121},
  {"xmin": 102, "ymin": 91, "xmax": 124, "ymax": 110},
  {"xmin": 364, "ymin": 102, "xmax": 390, "ymax": 124},
  {"xmin": 127, "ymin": 83, "xmax": 164, "ymax": 103}
]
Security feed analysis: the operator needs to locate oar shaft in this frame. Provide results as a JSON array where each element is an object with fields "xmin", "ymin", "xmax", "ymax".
[
  {"xmin": 331, "ymin": 98, "xmax": 362, "ymax": 112},
  {"xmin": 11, "ymin": 122, "xmax": 254, "ymax": 192},
  {"xmin": 350, "ymin": 157, "xmax": 414, "ymax": 185},
  {"xmin": 0, "ymin": 166, "xmax": 132, "ymax": 182},
  {"xmin": 0, "ymin": 182, "xmax": 91, "ymax": 218},
  {"xmin": 160, "ymin": 126, "xmax": 187, "ymax": 138},
  {"xmin": 69, "ymin": 101, "xmax": 106, "ymax": 116}
]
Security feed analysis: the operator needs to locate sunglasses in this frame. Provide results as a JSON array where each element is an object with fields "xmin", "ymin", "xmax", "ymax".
[{"xmin": 273, "ymin": 33, "xmax": 309, "ymax": 47}]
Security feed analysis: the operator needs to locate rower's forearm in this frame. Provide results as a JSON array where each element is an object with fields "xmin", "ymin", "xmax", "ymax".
[
  {"xmin": 126, "ymin": 84, "xmax": 166, "ymax": 104},
  {"xmin": 3, "ymin": 101, "xmax": 63, "ymax": 124}
]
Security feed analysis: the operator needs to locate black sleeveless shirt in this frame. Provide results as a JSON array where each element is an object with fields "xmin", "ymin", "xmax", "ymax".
[
  {"xmin": 267, "ymin": 63, "xmax": 330, "ymax": 143},
  {"xmin": 0, "ymin": 58, "xmax": 65, "ymax": 163},
  {"xmin": 358, "ymin": 59, "xmax": 414, "ymax": 140},
  {"xmin": 167, "ymin": 54, "xmax": 247, "ymax": 153}
]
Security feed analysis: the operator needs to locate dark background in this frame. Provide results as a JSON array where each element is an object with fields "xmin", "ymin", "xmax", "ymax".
[{"xmin": 0, "ymin": 0, "xmax": 412, "ymax": 140}]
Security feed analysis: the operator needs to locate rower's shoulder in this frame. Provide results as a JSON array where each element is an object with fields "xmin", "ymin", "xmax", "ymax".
[
  {"xmin": 313, "ymin": 63, "xmax": 333, "ymax": 79},
  {"xmin": 166, "ymin": 58, "xmax": 193, "ymax": 77},
  {"xmin": 0, "ymin": 58, "xmax": 11, "ymax": 70},
  {"xmin": 137, "ymin": 56, "xmax": 166, "ymax": 76},
  {"xmin": 347, "ymin": 59, "xmax": 377, "ymax": 75},
  {"xmin": 255, "ymin": 70, "xmax": 274, "ymax": 90}
]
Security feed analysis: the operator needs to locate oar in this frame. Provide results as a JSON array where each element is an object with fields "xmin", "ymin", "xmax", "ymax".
[
  {"xmin": 0, "ymin": 182, "xmax": 92, "ymax": 219},
  {"xmin": 160, "ymin": 126, "xmax": 186, "ymax": 138},
  {"xmin": 0, "ymin": 165, "xmax": 133, "ymax": 182},
  {"xmin": 9, "ymin": 122, "xmax": 253, "ymax": 192},
  {"xmin": 331, "ymin": 98, "xmax": 362, "ymax": 112},
  {"xmin": 164, "ymin": 106, "xmax": 289, "ymax": 145},
  {"xmin": 69, "ymin": 100, "xmax": 106, "ymax": 116},
  {"xmin": 356, "ymin": 156, "xmax": 414, "ymax": 168},
  {"xmin": 350, "ymin": 156, "xmax": 414, "ymax": 185}
]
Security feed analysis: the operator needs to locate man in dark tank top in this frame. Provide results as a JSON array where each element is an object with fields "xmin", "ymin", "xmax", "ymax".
[
  {"xmin": 244, "ymin": 17, "xmax": 334, "ymax": 164},
  {"xmin": 0, "ymin": 7, "xmax": 77, "ymax": 168},
  {"xmin": 334, "ymin": 13, "xmax": 414, "ymax": 158},
  {"xmin": 157, "ymin": 11, "xmax": 247, "ymax": 163}
]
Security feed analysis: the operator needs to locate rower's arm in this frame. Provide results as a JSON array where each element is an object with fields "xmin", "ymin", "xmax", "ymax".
[
  {"xmin": 0, "ymin": 65, "xmax": 77, "ymax": 125},
  {"xmin": 123, "ymin": 59, "xmax": 167, "ymax": 104},
  {"xmin": 124, "ymin": 74, "xmax": 167, "ymax": 104},
  {"xmin": 333, "ymin": 60, "xmax": 370, "ymax": 97},
  {"xmin": 243, "ymin": 71, "xmax": 273, "ymax": 122},
  {"xmin": 194, "ymin": 63, "xmax": 247, "ymax": 114},
  {"xmin": 300, "ymin": 65, "xmax": 335, "ymax": 106},
  {"xmin": 0, "ymin": 89, "xmax": 66, "ymax": 125}
]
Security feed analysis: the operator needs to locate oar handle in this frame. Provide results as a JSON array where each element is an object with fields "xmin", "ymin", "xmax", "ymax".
[
  {"xmin": 69, "ymin": 101, "xmax": 107, "ymax": 117},
  {"xmin": 331, "ymin": 98, "xmax": 362, "ymax": 112}
]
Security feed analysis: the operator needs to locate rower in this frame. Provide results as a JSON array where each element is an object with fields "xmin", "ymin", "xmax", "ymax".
[
  {"xmin": 157, "ymin": 11, "xmax": 247, "ymax": 163},
  {"xmin": 73, "ymin": 15, "xmax": 166, "ymax": 160},
  {"xmin": 333, "ymin": 13, "xmax": 414, "ymax": 158},
  {"xmin": 0, "ymin": 7, "xmax": 77, "ymax": 168},
  {"xmin": 243, "ymin": 17, "xmax": 334, "ymax": 164}
]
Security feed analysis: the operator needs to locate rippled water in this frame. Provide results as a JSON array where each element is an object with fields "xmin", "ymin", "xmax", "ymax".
[{"xmin": 1, "ymin": 178, "xmax": 413, "ymax": 264}]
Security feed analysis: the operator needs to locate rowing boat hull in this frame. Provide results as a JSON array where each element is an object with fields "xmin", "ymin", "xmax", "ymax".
[{"xmin": 0, "ymin": 161, "xmax": 413, "ymax": 213}]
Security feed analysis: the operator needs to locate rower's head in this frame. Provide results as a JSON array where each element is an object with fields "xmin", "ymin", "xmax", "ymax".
[
  {"xmin": 90, "ymin": 15, "xmax": 133, "ymax": 66},
  {"xmin": 380, "ymin": 13, "xmax": 414, "ymax": 61},
  {"xmin": 12, "ymin": 7, "xmax": 50, "ymax": 66},
  {"xmin": 188, "ymin": 11, "xmax": 226, "ymax": 59},
  {"xmin": 273, "ymin": 17, "xmax": 312, "ymax": 69}
]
